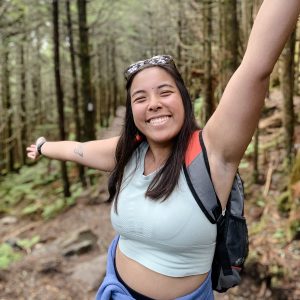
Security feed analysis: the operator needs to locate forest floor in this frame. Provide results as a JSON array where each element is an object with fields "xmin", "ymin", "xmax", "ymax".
[{"xmin": 1, "ymin": 91, "xmax": 300, "ymax": 300}]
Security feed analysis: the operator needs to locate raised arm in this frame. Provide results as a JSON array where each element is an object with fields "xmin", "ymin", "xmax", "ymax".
[
  {"xmin": 204, "ymin": 0, "xmax": 300, "ymax": 167},
  {"xmin": 26, "ymin": 136, "xmax": 119, "ymax": 172}
]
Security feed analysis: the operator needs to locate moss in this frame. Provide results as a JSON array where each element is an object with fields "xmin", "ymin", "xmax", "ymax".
[
  {"xmin": 287, "ymin": 152, "xmax": 300, "ymax": 240},
  {"xmin": 288, "ymin": 219, "xmax": 300, "ymax": 241},
  {"xmin": 277, "ymin": 190, "xmax": 292, "ymax": 215},
  {"xmin": 0, "ymin": 243, "xmax": 22, "ymax": 269},
  {"xmin": 289, "ymin": 152, "xmax": 300, "ymax": 185}
]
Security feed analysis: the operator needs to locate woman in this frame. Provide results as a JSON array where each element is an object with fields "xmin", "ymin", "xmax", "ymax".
[{"xmin": 27, "ymin": 1, "xmax": 300, "ymax": 299}]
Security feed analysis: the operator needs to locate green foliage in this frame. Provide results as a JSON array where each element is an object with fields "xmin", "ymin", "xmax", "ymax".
[
  {"xmin": 0, "ymin": 159, "xmax": 85, "ymax": 219},
  {"xmin": 16, "ymin": 236, "xmax": 40, "ymax": 251},
  {"xmin": 272, "ymin": 228, "xmax": 286, "ymax": 242},
  {"xmin": 193, "ymin": 97, "xmax": 204, "ymax": 127},
  {"xmin": 22, "ymin": 203, "xmax": 42, "ymax": 215},
  {"xmin": 256, "ymin": 197, "xmax": 266, "ymax": 208},
  {"xmin": 0, "ymin": 243, "xmax": 22, "ymax": 269},
  {"xmin": 239, "ymin": 160, "xmax": 249, "ymax": 169},
  {"xmin": 288, "ymin": 219, "xmax": 300, "ymax": 240},
  {"xmin": 41, "ymin": 198, "xmax": 65, "ymax": 220},
  {"xmin": 290, "ymin": 152, "xmax": 300, "ymax": 184},
  {"xmin": 277, "ymin": 191, "xmax": 291, "ymax": 214},
  {"xmin": 245, "ymin": 141, "xmax": 254, "ymax": 156}
]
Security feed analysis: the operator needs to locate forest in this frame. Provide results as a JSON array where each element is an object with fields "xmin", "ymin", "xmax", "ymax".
[{"xmin": 0, "ymin": 0, "xmax": 300, "ymax": 299}]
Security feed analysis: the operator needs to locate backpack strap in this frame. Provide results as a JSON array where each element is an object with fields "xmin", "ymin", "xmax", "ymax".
[{"xmin": 183, "ymin": 130, "xmax": 223, "ymax": 224}]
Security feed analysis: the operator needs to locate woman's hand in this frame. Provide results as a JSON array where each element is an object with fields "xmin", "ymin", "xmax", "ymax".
[
  {"xmin": 26, "ymin": 136, "xmax": 47, "ymax": 160},
  {"xmin": 26, "ymin": 144, "xmax": 40, "ymax": 160}
]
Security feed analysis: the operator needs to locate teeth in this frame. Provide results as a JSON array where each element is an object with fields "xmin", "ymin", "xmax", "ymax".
[{"xmin": 149, "ymin": 116, "xmax": 169, "ymax": 125}]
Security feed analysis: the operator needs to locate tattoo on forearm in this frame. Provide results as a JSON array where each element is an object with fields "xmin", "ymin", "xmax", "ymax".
[{"xmin": 74, "ymin": 144, "xmax": 84, "ymax": 158}]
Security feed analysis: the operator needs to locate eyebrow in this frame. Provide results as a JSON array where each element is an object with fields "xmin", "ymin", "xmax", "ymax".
[
  {"xmin": 131, "ymin": 83, "xmax": 175, "ymax": 98},
  {"xmin": 157, "ymin": 84, "xmax": 175, "ymax": 89}
]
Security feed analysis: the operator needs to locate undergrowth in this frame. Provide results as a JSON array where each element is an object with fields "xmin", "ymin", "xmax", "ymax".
[{"xmin": 0, "ymin": 159, "xmax": 85, "ymax": 220}]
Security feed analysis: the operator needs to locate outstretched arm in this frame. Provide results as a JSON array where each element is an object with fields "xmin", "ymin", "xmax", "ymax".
[
  {"xmin": 204, "ymin": 0, "xmax": 300, "ymax": 167},
  {"xmin": 26, "ymin": 136, "xmax": 119, "ymax": 172}
]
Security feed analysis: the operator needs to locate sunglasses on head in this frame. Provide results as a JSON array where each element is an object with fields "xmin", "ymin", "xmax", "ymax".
[{"xmin": 124, "ymin": 55, "xmax": 174, "ymax": 81}]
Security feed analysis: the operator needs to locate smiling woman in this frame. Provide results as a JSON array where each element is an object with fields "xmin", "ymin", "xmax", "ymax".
[
  {"xmin": 25, "ymin": 1, "xmax": 300, "ymax": 299},
  {"xmin": 130, "ymin": 67, "xmax": 185, "ymax": 149}
]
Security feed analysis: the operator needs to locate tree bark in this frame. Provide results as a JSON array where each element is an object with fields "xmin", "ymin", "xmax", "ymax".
[
  {"xmin": 111, "ymin": 37, "xmax": 118, "ymax": 116},
  {"xmin": 19, "ymin": 31, "xmax": 28, "ymax": 166},
  {"xmin": 77, "ymin": 0, "xmax": 95, "ymax": 140},
  {"xmin": 31, "ymin": 27, "xmax": 43, "ymax": 126},
  {"xmin": 2, "ymin": 37, "xmax": 14, "ymax": 172},
  {"xmin": 65, "ymin": 0, "xmax": 86, "ymax": 187},
  {"xmin": 280, "ymin": 32, "xmax": 296, "ymax": 168},
  {"xmin": 253, "ymin": 127, "xmax": 259, "ymax": 183},
  {"xmin": 241, "ymin": 0, "xmax": 253, "ymax": 53},
  {"xmin": 202, "ymin": 0, "xmax": 214, "ymax": 124},
  {"xmin": 218, "ymin": 0, "xmax": 238, "ymax": 95},
  {"xmin": 52, "ymin": 0, "xmax": 71, "ymax": 197},
  {"xmin": 105, "ymin": 42, "xmax": 111, "ymax": 127}
]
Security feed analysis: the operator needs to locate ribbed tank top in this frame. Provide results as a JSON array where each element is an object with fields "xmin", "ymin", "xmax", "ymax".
[{"xmin": 111, "ymin": 142, "xmax": 217, "ymax": 277}]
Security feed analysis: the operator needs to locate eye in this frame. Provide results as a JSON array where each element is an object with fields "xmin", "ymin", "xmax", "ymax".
[
  {"xmin": 133, "ymin": 96, "xmax": 146, "ymax": 103},
  {"xmin": 161, "ymin": 91, "xmax": 172, "ymax": 97}
]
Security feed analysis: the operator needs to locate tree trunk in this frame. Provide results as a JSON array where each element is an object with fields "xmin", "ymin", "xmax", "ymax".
[
  {"xmin": 202, "ymin": 0, "xmax": 214, "ymax": 124},
  {"xmin": 105, "ymin": 43, "xmax": 111, "ymax": 127},
  {"xmin": 2, "ymin": 37, "xmax": 14, "ymax": 172},
  {"xmin": 96, "ymin": 44, "xmax": 104, "ymax": 127},
  {"xmin": 280, "ymin": 32, "xmax": 296, "ymax": 168},
  {"xmin": 31, "ymin": 27, "xmax": 43, "ymax": 127},
  {"xmin": 111, "ymin": 38, "xmax": 118, "ymax": 116},
  {"xmin": 253, "ymin": 127, "xmax": 259, "ymax": 183},
  {"xmin": 20, "ymin": 36, "xmax": 27, "ymax": 166},
  {"xmin": 77, "ymin": 0, "xmax": 95, "ymax": 140},
  {"xmin": 52, "ymin": 0, "xmax": 71, "ymax": 197},
  {"xmin": 65, "ymin": 0, "xmax": 86, "ymax": 187},
  {"xmin": 219, "ymin": 0, "xmax": 238, "ymax": 95},
  {"xmin": 241, "ymin": 0, "xmax": 253, "ymax": 53}
]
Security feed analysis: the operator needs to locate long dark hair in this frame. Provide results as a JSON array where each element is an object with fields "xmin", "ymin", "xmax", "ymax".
[{"xmin": 108, "ymin": 63, "xmax": 199, "ymax": 212}]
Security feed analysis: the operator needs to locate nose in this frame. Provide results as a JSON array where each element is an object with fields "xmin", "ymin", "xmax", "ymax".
[{"xmin": 148, "ymin": 95, "xmax": 162, "ymax": 111}]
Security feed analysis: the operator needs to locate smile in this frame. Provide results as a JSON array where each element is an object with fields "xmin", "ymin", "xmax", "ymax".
[{"xmin": 147, "ymin": 116, "xmax": 170, "ymax": 126}]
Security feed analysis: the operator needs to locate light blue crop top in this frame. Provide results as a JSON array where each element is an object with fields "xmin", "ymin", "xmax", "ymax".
[{"xmin": 111, "ymin": 142, "xmax": 217, "ymax": 277}]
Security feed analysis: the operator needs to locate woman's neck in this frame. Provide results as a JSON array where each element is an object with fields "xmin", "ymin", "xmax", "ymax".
[{"xmin": 143, "ymin": 142, "xmax": 172, "ymax": 175}]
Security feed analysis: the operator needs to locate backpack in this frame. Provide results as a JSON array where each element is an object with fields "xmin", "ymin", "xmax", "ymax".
[{"xmin": 183, "ymin": 130, "xmax": 249, "ymax": 293}]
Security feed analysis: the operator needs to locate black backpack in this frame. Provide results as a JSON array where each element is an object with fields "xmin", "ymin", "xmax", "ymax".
[{"xmin": 183, "ymin": 130, "xmax": 249, "ymax": 292}]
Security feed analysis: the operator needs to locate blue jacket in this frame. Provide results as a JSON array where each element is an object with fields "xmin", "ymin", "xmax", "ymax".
[{"xmin": 95, "ymin": 235, "xmax": 214, "ymax": 300}]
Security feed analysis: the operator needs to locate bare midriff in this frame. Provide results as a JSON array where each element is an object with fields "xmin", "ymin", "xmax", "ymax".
[{"xmin": 115, "ymin": 245, "xmax": 208, "ymax": 300}]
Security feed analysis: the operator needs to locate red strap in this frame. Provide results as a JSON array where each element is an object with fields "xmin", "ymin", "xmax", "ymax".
[{"xmin": 185, "ymin": 130, "xmax": 202, "ymax": 167}]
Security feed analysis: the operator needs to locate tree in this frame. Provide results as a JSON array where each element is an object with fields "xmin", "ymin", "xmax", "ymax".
[
  {"xmin": 65, "ymin": 0, "xmax": 86, "ymax": 186},
  {"xmin": 77, "ymin": 0, "xmax": 95, "ymax": 141},
  {"xmin": 280, "ymin": 32, "xmax": 296, "ymax": 168},
  {"xmin": 52, "ymin": 0, "xmax": 70, "ymax": 197},
  {"xmin": 202, "ymin": 0, "xmax": 214, "ymax": 123},
  {"xmin": 1, "ymin": 36, "xmax": 14, "ymax": 172},
  {"xmin": 218, "ymin": 0, "xmax": 238, "ymax": 95}
]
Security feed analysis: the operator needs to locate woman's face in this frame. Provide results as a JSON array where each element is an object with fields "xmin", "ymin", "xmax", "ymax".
[{"xmin": 130, "ymin": 67, "xmax": 185, "ymax": 148}]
